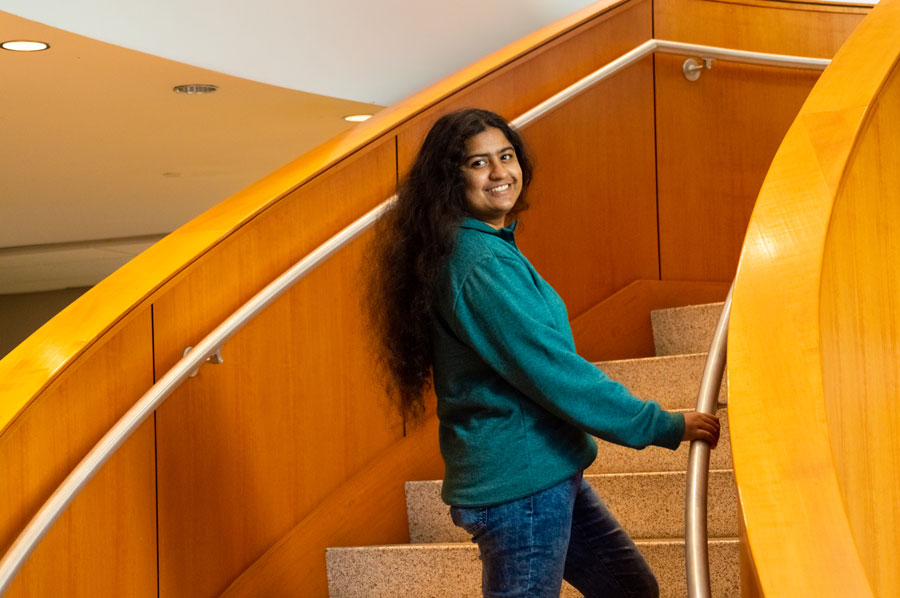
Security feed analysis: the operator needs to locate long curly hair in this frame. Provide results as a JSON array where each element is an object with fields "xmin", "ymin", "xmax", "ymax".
[{"xmin": 365, "ymin": 108, "xmax": 534, "ymax": 424}]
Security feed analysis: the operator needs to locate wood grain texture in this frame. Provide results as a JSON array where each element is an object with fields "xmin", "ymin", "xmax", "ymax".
[
  {"xmin": 738, "ymin": 505, "xmax": 763, "ymax": 598},
  {"xmin": 517, "ymin": 60, "xmax": 659, "ymax": 320},
  {"xmin": 728, "ymin": 0, "xmax": 899, "ymax": 595},
  {"xmin": 570, "ymin": 279, "xmax": 729, "ymax": 361},
  {"xmin": 655, "ymin": 58, "xmax": 820, "ymax": 282},
  {"xmin": 220, "ymin": 415, "xmax": 444, "ymax": 598},
  {"xmin": 655, "ymin": 0, "xmax": 868, "ymax": 56},
  {"xmin": 819, "ymin": 57, "xmax": 900, "ymax": 598},
  {"xmin": 153, "ymin": 143, "xmax": 402, "ymax": 597},
  {"xmin": 654, "ymin": 0, "xmax": 867, "ymax": 283},
  {"xmin": 0, "ymin": 310, "xmax": 156, "ymax": 597}
]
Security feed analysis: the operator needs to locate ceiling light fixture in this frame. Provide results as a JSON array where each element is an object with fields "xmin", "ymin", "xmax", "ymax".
[
  {"xmin": 343, "ymin": 114, "xmax": 373, "ymax": 123},
  {"xmin": 173, "ymin": 84, "xmax": 218, "ymax": 95},
  {"xmin": 1, "ymin": 40, "xmax": 50, "ymax": 52}
]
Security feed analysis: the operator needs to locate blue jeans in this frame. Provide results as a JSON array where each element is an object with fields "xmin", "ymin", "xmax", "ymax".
[{"xmin": 450, "ymin": 473, "xmax": 658, "ymax": 598}]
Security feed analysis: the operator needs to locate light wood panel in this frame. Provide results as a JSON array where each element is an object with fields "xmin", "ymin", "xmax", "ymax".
[
  {"xmin": 0, "ymin": 310, "xmax": 156, "ymax": 597},
  {"xmin": 654, "ymin": 0, "xmax": 867, "ymax": 283},
  {"xmin": 655, "ymin": 0, "xmax": 868, "ymax": 56},
  {"xmin": 570, "ymin": 279, "xmax": 729, "ymax": 361},
  {"xmin": 655, "ymin": 58, "xmax": 820, "ymax": 282},
  {"xmin": 517, "ymin": 61, "xmax": 658, "ymax": 319},
  {"xmin": 220, "ymin": 415, "xmax": 444, "ymax": 598},
  {"xmin": 728, "ymin": 0, "xmax": 899, "ymax": 594},
  {"xmin": 819, "ymin": 58, "xmax": 900, "ymax": 598},
  {"xmin": 153, "ymin": 143, "xmax": 401, "ymax": 597}
]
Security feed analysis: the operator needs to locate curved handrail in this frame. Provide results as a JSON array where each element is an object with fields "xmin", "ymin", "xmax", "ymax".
[
  {"xmin": 685, "ymin": 284, "xmax": 733, "ymax": 598},
  {"xmin": 0, "ymin": 41, "xmax": 830, "ymax": 595}
]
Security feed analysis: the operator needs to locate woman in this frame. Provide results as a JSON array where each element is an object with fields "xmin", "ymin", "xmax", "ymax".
[{"xmin": 367, "ymin": 108, "xmax": 720, "ymax": 598}]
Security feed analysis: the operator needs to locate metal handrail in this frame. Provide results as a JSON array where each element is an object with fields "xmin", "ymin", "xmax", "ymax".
[
  {"xmin": 0, "ymin": 40, "xmax": 826, "ymax": 594},
  {"xmin": 685, "ymin": 283, "xmax": 734, "ymax": 598}
]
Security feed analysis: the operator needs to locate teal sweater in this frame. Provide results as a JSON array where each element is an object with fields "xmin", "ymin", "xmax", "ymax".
[{"xmin": 431, "ymin": 218, "xmax": 685, "ymax": 507}]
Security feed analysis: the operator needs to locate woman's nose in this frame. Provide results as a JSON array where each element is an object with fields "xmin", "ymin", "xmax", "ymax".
[{"xmin": 488, "ymin": 158, "xmax": 506, "ymax": 178}]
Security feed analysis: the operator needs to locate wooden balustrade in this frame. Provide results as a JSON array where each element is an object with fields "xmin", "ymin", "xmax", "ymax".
[
  {"xmin": 729, "ymin": 0, "xmax": 899, "ymax": 595},
  {"xmin": 0, "ymin": 0, "xmax": 870, "ymax": 595}
]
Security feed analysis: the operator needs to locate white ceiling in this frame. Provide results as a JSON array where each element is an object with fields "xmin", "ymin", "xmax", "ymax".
[
  {"xmin": 0, "ymin": 0, "xmax": 597, "ymax": 294},
  {"xmin": 0, "ymin": 0, "xmax": 596, "ymax": 106}
]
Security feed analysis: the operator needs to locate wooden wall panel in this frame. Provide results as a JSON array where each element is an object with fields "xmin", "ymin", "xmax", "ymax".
[
  {"xmin": 655, "ymin": 58, "xmax": 819, "ymax": 282},
  {"xmin": 655, "ymin": 0, "xmax": 868, "ymax": 57},
  {"xmin": 570, "ymin": 279, "xmax": 729, "ymax": 361},
  {"xmin": 820, "ymin": 59, "xmax": 900, "ymax": 598},
  {"xmin": 221, "ymin": 416, "xmax": 444, "ymax": 598},
  {"xmin": 517, "ymin": 61, "xmax": 658, "ymax": 319},
  {"xmin": 0, "ymin": 310, "xmax": 156, "ymax": 597},
  {"xmin": 653, "ymin": 0, "xmax": 867, "ymax": 283},
  {"xmin": 152, "ymin": 141, "xmax": 402, "ymax": 597}
]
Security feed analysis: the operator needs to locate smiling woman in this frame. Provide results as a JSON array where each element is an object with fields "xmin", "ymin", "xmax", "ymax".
[{"xmin": 365, "ymin": 108, "xmax": 719, "ymax": 598}]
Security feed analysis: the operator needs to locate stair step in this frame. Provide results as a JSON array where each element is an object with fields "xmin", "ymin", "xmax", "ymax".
[
  {"xmin": 596, "ymin": 353, "xmax": 727, "ymax": 410},
  {"xmin": 589, "ymin": 409, "xmax": 731, "ymax": 474},
  {"xmin": 406, "ymin": 471, "xmax": 737, "ymax": 544},
  {"xmin": 651, "ymin": 303, "xmax": 725, "ymax": 357},
  {"xmin": 326, "ymin": 538, "xmax": 740, "ymax": 598}
]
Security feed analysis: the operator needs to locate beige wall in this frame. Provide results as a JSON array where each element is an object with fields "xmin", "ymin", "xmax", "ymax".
[{"xmin": 0, "ymin": 287, "xmax": 90, "ymax": 358}]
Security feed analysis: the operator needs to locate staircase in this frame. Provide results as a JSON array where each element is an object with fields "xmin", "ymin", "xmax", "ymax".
[{"xmin": 326, "ymin": 302, "xmax": 738, "ymax": 597}]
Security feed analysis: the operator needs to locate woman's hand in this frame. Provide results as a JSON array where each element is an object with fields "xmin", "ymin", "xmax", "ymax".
[{"xmin": 682, "ymin": 411, "xmax": 720, "ymax": 448}]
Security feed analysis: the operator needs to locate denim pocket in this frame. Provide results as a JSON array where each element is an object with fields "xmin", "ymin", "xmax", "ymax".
[{"xmin": 449, "ymin": 505, "xmax": 487, "ymax": 538}]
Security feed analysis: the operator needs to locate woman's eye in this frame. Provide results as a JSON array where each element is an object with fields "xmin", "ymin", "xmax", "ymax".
[
  {"xmin": 501, "ymin": 153, "xmax": 514, "ymax": 162},
  {"xmin": 470, "ymin": 159, "xmax": 486, "ymax": 168}
]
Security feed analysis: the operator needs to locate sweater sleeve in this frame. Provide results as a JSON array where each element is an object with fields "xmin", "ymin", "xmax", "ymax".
[{"xmin": 449, "ymin": 254, "xmax": 685, "ymax": 450}]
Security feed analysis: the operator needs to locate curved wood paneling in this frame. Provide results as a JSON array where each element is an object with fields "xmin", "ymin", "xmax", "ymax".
[
  {"xmin": 0, "ymin": 0, "xmax": 873, "ymax": 595},
  {"xmin": 819, "ymin": 57, "xmax": 900, "ymax": 598},
  {"xmin": 728, "ymin": 0, "xmax": 900, "ymax": 594},
  {"xmin": 0, "ymin": 310, "xmax": 156, "ymax": 597},
  {"xmin": 153, "ymin": 144, "xmax": 401, "ymax": 596}
]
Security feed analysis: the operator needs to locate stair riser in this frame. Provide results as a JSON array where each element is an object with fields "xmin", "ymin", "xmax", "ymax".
[
  {"xmin": 651, "ymin": 303, "xmax": 725, "ymax": 357},
  {"xmin": 597, "ymin": 353, "xmax": 727, "ymax": 410},
  {"xmin": 588, "ymin": 410, "xmax": 731, "ymax": 474},
  {"xmin": 326, "ymin": 540, "xmax": 739, "ymax": 598},
  {"xmin": 407, "ymin": 471, "xmax": 737, "ymax": 544}
]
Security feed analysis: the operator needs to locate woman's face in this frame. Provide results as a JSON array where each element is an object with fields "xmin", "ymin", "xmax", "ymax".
[{"xmin": 460, "ymin": 127, "xmax": 522, "ymax": 229}]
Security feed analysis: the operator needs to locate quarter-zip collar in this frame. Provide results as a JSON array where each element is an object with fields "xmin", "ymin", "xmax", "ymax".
[{"xmin": 460, "ymin": 217, "xmax": 518, "ymax": 246}]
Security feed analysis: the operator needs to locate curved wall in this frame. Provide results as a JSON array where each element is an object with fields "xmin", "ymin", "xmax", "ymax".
[
  {"xmin": 729, "ymin": 0, "xmax": 899, "ymax": 595},
  {"xmin": 0, "ymin": 0, "xmax": 869, "ymax": 595}
]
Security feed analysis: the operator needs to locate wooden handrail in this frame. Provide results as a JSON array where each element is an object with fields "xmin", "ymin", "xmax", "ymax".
[{"xmin": 728, "ymin": 0, "xmax": 900, "ymax": 595}]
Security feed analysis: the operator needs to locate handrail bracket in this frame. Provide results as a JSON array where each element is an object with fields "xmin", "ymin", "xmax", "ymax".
[
  {"xmin": 683, "ymin": 57, "xmax": 715, "ymax": 81},
  {"xmin": 183, "ymin": 346, "xmax": 224, "ymax": 377}
]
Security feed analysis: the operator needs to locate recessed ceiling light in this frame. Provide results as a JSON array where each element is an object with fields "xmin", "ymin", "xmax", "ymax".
[
  {"xmin": 344, "ymin": 114, "xmax": 373, "ymax": 123},
  {"xmin": 173, "ymin": 84, "xmax": 218, "ymax": 95},
  {"xmin": 1, "ymin": 40, "xmax": 50, "ymax": 52}
]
